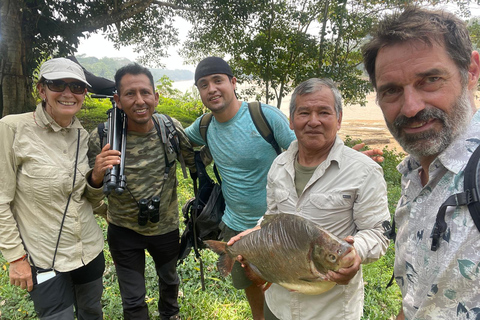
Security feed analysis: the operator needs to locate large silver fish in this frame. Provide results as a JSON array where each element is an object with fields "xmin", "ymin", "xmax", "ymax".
[{"xmin": 205, "ymin": 213, "xmax": 356, "ymax": 295}]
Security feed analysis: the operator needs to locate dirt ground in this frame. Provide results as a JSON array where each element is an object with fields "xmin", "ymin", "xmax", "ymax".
[{"xmin": 338, "ymin": 94, "xmax": 404, "ymax": 152}]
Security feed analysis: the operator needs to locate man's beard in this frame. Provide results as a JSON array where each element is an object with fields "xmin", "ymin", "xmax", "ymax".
[{"xmin": 386, "ymin": 88, "xmax": 473, "ymax": 158}]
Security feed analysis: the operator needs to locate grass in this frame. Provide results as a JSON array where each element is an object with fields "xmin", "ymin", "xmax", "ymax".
[{"xmin": 0, "ymin": 99, "xmax": 404, "ymax": 319}]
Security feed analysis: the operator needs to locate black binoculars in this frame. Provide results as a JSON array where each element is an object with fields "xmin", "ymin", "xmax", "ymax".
[{"xmin": 138, "ymin": 196, "xmax": 161, "ymax": 226}]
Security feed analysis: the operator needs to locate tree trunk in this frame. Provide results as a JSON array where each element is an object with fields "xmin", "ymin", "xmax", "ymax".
[
  {"xmin": 332, "ymin": 0, "xmax": 347, "ymax": 67},
  {"xmin": 318, "ymin": 0, "xmax": 329, "ymax": 75},
  {"xmin": 0, "ymin": 0, "xmax": 34, "ymax": 118}
]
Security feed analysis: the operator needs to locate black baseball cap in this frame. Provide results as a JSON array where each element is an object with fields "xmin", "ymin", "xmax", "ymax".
[{"xmin": 194, "ymin": 57, "xmax": 234, "ymax": 85}]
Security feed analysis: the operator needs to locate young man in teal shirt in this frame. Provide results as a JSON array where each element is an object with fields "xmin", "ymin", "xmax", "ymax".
[{"xmin": 186, "ymin": 57, "xmax": 295, "ymax": 319}]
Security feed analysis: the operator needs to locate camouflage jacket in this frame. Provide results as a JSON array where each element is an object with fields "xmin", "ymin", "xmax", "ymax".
[{"xmin": 88, "ymin": 116, "xmax": 195, "ymax": 236}]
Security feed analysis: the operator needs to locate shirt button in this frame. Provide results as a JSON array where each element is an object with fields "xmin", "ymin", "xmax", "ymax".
[{"xmin": 63, "ymin": 150, "xmax": 67, "ymax": 154}]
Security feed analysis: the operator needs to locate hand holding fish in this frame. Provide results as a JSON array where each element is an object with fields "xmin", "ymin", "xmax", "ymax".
[
  {"xmin": 325, "ymin": 236, "xmax": 361, "ymax": 285},
  {"xmin": 227, "ymin": 225, "xmax": 261, "ymax": 246},
  {"xmin": 206, "ymin": 213, "xmax": 357, "ymax": 295}
]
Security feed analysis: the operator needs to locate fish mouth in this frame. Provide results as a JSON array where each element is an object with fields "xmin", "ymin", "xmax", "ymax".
[{"xmin": 339, "ymin": 246, "xmax": 356, "ymax": 268}]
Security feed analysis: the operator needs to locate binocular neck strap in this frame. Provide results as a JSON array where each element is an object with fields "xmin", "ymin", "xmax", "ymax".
[{"xmin": 50, "ymin": 128, "xmax": 81, "ymax": 270}]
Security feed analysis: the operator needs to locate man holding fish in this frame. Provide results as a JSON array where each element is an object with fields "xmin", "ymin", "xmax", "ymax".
[{"xmin": 226, "ymin": 78, "xmax": 391, "ymax": 320}]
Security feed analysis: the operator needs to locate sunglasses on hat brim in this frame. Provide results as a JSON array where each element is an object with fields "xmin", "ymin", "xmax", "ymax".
[{"xmin": 44, "ymin": 80, "xmax": 87, "ymax": 95}]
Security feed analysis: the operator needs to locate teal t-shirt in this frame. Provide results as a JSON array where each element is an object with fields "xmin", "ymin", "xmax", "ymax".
[{"xmin": 185, "ymin": 102, "xmax": 296, "ymax": 231}]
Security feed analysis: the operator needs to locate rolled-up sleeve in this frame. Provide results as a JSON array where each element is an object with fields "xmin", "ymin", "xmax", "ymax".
[{"xmin": 352, "ymin": 166, "xmax": 391, "ymax": 264}]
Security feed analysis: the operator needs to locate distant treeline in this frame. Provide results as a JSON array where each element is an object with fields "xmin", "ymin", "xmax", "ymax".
[{"xmin": 75, "ymin": 55, "xmax": 194, "ymax": 82}]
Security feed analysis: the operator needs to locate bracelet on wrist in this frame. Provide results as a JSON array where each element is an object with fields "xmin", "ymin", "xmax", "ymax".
[{"xmin": 10, "ymin": 254, "xmax": 27, "ymax": 264}]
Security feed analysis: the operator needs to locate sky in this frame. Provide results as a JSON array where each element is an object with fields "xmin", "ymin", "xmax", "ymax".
[
  {"xmin": 76, "ymin": 17, "xmax": 195, "ymax": 71},
  {"xmin": 76, "ymin": 4, "xmax": 480, "ymax": 72}
]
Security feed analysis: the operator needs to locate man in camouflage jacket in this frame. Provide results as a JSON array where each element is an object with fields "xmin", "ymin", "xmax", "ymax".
[{"xmin": 88, "ymin": 63, "xmax": 195, "ymax": 320}]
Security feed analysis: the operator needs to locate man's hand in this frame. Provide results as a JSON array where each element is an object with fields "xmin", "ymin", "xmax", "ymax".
[
  {"xmin": 227, "ymin": 225, "xmax": 261, "ymax": 246},
  {"xmin": 326, "ymin": 236, "xmax": 361, "ymax": 285},
  {"xmin": 90, "ymin": 143, "xmax": 121, "ymax": 188},
  {"xmin": 9, "ymin": 260, "xmax": 33, "ymax": 292},
  {"xmin": 352, "ymin": 143, "xmax": 384, "ymax": 163},
  {"xmin": 227, "ymin": 226, "xmax": 261, "ymax": 268}
]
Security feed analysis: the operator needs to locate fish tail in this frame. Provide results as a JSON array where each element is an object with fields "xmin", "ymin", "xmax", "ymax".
[{"xmin": 204, "ymin": 240, "xmax": 235, "ymax": 277}]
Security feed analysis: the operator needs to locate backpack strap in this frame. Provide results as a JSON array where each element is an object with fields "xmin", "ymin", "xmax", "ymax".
[
  {"xmin": 199, "ymin": 113, "xmax": 213, "ymax": 145},
  {"xmin": 431, "ymin": 144, "xmax": 480, "ymax": 251},
  {"xmin": 152, "ymin": 113, "xmax": 188, "ymax": 179},
  {"xmin": 97, "ymin": 122, "xmax": 107, "ymax": 147},
  {"xmin": 465, "ymin": 144, "xmax": 480, "ymax": 230},
  {"xmin": 198, "ymin": 103, "xmax": 282, "ymax": 155},
  {"xmin": 248, "ymin": 101, "xmax": 282, "ymax": 155}
]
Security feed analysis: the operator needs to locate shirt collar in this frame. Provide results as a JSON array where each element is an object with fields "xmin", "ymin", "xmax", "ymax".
[
  {"xmin": 35, "ymin": 103, "xmax": 83, "ymax": 132},
  {"xmin": 279, "ymin": 136, "xmax": 342, "ymax": 169}
]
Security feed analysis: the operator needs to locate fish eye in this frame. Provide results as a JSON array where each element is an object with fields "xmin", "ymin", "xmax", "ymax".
[{"xmin": 328, "ymin": 254, "xmax": 337, "ymax": 262}]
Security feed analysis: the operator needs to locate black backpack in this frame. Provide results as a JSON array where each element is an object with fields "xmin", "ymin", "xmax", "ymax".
[
  {"xmin": 177, "ymin": 151, "xmax": 225, "ymax": 290},
  {"xmin": 431, "ymin": 143, "xmax": 480, "ymax": 251},
  {"xmin": 178, "ymin": 101, "xmax": 283, "ymax": 258},
  {"xmin": 178, "ymin": 102, "xmax": 282, "ymax": 257},
  {"xmin": 177, "ymin": 102, "xmax": 282, "ymax": 290},
  {"xmin": 97, "ymin": 112, "xmax": 188, "ymax": 179}
]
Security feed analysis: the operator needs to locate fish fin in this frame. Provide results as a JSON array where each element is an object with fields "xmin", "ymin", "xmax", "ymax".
[
  {"xmin": 204, "ymin": 240, "xmax": 227, "ymax": 255},
  {"xmin": 204, "ymin": 240, "xmax": 234, "ymax": 277}
]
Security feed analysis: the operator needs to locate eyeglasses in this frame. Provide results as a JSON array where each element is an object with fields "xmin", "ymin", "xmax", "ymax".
[{"xmin": 44, "ymin": 80, "xmax": 87, "ymax": 94}]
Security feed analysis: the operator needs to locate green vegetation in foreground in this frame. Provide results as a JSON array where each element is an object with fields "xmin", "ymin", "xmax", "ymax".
[{"xmin": 0, "ymin": 91, "xmax": 404, "ymax": 319}]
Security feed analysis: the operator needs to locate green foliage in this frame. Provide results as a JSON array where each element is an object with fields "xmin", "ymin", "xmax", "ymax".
[
  {"xmin": 468, "ymin": 17, "xmax": 480, "ymax": 51},
  {"xmin": 362, "ymin": 243, "xmax": 402, "ymax": 319},
  {"xmin": 76, "ymin": 96, "xmax": 112, "ymax": 133},
  {"xmin": 156, "ymin": 76, "xmax": 205, "ymax": 128}
]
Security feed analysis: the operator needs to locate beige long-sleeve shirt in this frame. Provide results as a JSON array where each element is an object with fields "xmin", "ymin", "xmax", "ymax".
[
  {"xmin": 265, "ymin": 137, "xmax": 391, "ymax": 320},
  {"xmin": 0, "ymin": 104, "xmax": 104, "ymax": 271}
]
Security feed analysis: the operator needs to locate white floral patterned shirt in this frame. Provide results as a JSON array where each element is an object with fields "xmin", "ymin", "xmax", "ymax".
[{"xmin": 394, "ymin": 109, "xmax": 480, "ymax": 320}]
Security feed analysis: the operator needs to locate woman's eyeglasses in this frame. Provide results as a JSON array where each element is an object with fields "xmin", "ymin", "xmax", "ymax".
[{"xmin": 44, "ymin": 80, "xmax": 87, "ymax": 94}]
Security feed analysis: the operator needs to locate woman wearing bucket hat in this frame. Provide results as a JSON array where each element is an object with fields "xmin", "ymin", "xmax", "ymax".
[{"xmin": 0, "ymin": 57, "xmax": 108, "ymax": 319}]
